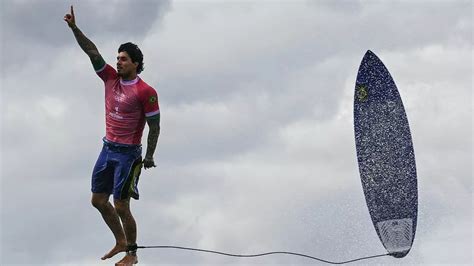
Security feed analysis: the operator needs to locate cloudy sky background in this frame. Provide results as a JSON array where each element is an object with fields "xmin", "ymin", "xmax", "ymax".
[{"xmin": 1, "ymin": 0, "xmax": 472, "ymax": 265}]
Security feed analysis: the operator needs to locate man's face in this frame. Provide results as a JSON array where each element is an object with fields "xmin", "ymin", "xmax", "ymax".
[{"xmin": 116, "ymin": 51, "xmax": 138, "ymax": 78}]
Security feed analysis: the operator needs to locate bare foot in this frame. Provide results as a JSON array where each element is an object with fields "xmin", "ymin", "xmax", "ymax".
[
  {"xmin": 101, "ymin": 243, "xmax": 127, "ymax": 260},
  {"xmin": 115, "ymin": 253, "xmax": 138, "ymax": 266}
]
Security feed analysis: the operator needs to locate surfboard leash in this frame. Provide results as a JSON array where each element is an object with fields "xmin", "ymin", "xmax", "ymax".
[{"xmin": 136, "ymin": 245, "xmax": 391, "ymax": 264}]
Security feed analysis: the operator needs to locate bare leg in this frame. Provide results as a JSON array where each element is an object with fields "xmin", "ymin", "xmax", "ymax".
[
  {"xmin": 114, "ymin": 199, "xmax": 137, "ymax": 245},
  {"xmin": 114, "ymin": 199, "xmax": 138, "ymax": 265},
  {"xmin": 91, "ymin": 193, "xmax": 127, "ymax": 260}
]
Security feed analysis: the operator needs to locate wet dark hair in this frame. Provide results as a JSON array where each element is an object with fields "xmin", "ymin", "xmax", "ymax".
[{"xmin": 118, "ymin": 42, "xmax": 144, "ymax": 74}]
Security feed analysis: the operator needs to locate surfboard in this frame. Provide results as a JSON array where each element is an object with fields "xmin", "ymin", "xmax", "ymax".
[{"xmin": 354, "ymin": 50, "xmax": 418, "ymax": 258}]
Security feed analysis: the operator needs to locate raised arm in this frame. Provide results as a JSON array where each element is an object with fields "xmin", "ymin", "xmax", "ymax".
[{"xmin": 64, "ymin": 5, "xmax": 105, "ymax": 71}]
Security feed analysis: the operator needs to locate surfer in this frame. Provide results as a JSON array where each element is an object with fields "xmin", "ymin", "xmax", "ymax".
[{"xmin": 64, "ymin": 5, "xmax": 160, "ymax": 265}]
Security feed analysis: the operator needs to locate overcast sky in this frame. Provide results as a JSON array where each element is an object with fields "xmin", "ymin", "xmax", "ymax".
[{"xmin": 1, "ymin": 0, "xmax": 472, "ymax": 265}]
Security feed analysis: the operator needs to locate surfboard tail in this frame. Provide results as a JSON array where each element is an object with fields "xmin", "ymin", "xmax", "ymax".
[{"xmin": 376, "ymin": 218, "xmax": 414, "ymax": 257}]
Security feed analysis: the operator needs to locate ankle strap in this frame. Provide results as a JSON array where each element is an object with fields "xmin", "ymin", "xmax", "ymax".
[{"xmin": 127, "ymin": 243, "xmax": 138, "ymax": 255}]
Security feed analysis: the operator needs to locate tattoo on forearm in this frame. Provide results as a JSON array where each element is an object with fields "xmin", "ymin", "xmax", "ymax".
[
  {"xmin": 72, "ymin": 27, "xmax": 97, "ymax": 55},
  {"xmin": 146, "ymin": 126, "xmax": 160, "ymax": 158},
  {"xmin": 71, "ymin": 27, "xmax": 104, "ymax": 68}
]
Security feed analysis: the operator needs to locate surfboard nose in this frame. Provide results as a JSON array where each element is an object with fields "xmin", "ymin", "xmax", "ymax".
[{"xmin": 363, "ymin": 50, "xmax": 377, "ymax": 61}]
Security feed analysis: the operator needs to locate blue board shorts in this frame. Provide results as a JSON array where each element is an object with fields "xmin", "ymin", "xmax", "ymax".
[{"xmin": 91, "ymin": 138, "xmax": 143, "ymax": 200}]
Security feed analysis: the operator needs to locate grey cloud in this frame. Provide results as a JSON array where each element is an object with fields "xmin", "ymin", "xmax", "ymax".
[
  {"xmin": 2, "ymin": 0, "xmax": 170, "ymax": 43},
  {"xmin": 153, "ymin": 0, "xmax": 471, "ymax": 107},
  {"xmin": 154, "ymin": 3, "xmax": 471, "ymax": 164},
  {"xmin": 1, "ymin": 0, "xmax": 171, "ymax": 69}
]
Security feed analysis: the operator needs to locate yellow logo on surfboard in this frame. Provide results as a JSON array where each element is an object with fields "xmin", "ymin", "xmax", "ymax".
[{"xmin": 356, "ymin": 85, "xmax": 368, "ymax": 102}]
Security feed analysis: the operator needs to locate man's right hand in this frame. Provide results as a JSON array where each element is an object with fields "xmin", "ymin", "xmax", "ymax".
[{"xmin": 63, "ymin": 5, "xmax": 76, "ymax": 28}]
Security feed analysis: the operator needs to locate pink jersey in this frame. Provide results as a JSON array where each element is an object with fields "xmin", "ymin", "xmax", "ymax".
[{"xmin": 96, "ymin": 64, "xmax": 160, "ymax": 145}]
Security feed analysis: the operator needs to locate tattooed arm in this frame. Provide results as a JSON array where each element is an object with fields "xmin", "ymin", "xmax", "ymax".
[
  {"xmin": 64, "ymin": 5, "xmax": 105, "ymax": 71},
  {"xmin": 143, "ymin": 115, "xmax": 160, "ymax": 169}
]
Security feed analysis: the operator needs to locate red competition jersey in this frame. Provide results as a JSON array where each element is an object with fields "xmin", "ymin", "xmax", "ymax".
[{"xmin": 96, "ymin": 64, "xmax": 160, "ymax": 145}]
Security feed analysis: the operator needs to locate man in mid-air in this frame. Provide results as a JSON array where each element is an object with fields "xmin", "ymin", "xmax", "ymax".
[{"xmin": 64, "ymin": 5, "xmax": 160, "ymax": 266}]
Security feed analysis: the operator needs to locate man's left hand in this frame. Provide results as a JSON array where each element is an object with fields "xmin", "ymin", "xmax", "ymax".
[{"xmin": 143, "ymin": 157, "xmax": 156, "ymax": 169}]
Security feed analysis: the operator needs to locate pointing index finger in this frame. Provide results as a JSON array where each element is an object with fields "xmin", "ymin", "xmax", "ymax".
[{"xmin": 71, "ymin": 5, "xmax": 74, "ymax": 16}]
